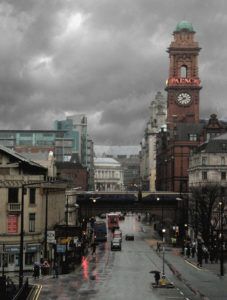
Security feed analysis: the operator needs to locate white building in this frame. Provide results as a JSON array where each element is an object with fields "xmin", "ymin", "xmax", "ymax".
[
  {"xmin": 140, "ymin": 91, "xmax": 167, "ymax": 191},
  {"xmin": 189, "ymin": 133, "xmax": 227, "ymax": 188},
  {"xmin": 94, "ymin": 158, "xmax": 124, "ymax": 191}
]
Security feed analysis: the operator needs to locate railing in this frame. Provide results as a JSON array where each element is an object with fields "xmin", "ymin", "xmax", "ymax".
[
  {"xmin": 8, "ymin": 203, "xmax": 21, "ymax": 212},
  {"xmin": 13, "ymin": 278, "xmax": 30, "ymax": 300}
]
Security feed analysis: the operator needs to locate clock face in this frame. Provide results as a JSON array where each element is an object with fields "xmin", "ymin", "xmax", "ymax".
[{"xmin": 177, "ymin": 93, "xmax": 191, "ymax": 105}]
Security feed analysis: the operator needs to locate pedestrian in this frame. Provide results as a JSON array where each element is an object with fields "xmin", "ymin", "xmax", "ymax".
[
  {"xmin": 53, "ymin": 261, "xmax": 59, "ymax": 278},
  {"xmin": 154, "ymin": 272, "xmax": 160, "ymax": 285},
  {"xmin": 209, "ymin": 247, "xmax": 215, "ymax": 264},
  {"xmin": 186, "ymin": 243, "xmax": 191, "ymax": 258},
  {"xmin": 33, "ymin": 262, "xmax": 40, "ymax": 279},
  {"xmin": 197, "ymin": 243, "xmax": 203, "ymax": 267},
  {"xmin": 156, "ymin": 242, "xmax": 161, "ymax": 253},
  {"xmin": 203, "ymin": 246, "xmax": 209, "ymax": 264},
  {"xmin": 191, "ymin": 242, "xmax": 196, "ymax": 258},
  {"xmin": 91, "ymin": 242, "xmax": 96, "ymax": 256}
]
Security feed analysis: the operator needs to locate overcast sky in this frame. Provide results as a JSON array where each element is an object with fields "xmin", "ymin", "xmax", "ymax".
[{"xmin": 1, "ymin": 0, "xmax": 227, "ymax": 145}]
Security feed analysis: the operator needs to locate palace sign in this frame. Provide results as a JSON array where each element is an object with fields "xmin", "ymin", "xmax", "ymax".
[{"xmin": 167, "ymin": 77, "xmax": 200, "ymax": 86}]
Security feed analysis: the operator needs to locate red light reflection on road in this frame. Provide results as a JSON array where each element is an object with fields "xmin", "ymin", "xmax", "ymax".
[{"xmin": 81, "ymin": 256, "xmax": 89, "ymax": 280}]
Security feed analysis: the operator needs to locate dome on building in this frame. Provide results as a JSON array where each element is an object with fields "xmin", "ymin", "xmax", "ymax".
[{"xmin": 175, "ymin": 20, "xmax": 194, "ymax": 32}]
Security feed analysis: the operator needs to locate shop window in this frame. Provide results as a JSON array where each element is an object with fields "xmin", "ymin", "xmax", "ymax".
[
  {"xmin": 8, "ymin": 188, "xmax": 19, "ymax": 203},
  {"xmin": 29, "ymin": 188, "xmax": 36, "ymax": 205},
  {"xmin": 25, "ymin": 253, "xmax": 35, "ymax": 265},
  {"xmin": 29, "ymin": 213, "xmax": 36, "ymax": 232}
]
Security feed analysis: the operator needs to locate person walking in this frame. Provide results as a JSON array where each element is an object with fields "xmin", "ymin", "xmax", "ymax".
[
  {"xmin": 33, "ymin": 262, "xmax": 40, "ymax": 279},
  {"xmin": 53, "ymin": 261, "xmax": 59, "ymax": 278},
  {"xmin": 197, "ymin": 242, "xmax": 203, "ymax": 267},
  {"xmin": 91, "ymin": 242, "xmax": 96, "ymax": 256}
]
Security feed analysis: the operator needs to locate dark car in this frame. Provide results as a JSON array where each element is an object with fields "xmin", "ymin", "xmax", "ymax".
[
  {"xmin": 111, "ymin": 238, "xmax": 122, "ymax": 251},
  {"xmin": 125, "ymin": 234, "xmax": 134, "ymax": 241}
]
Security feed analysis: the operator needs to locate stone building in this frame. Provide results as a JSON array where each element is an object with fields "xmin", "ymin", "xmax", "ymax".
[
  {"xmin": 94, "ymin": 157, "xmax": 124, "ymax": 191},
  {"xmin": 0, "ymin": 145, "xmax": 66, "ymax": 272},
  {"xmin": 140, "ymin": 91, "xmax": 166, "ymax": 191},
  {"xmin": 189, "ymin": 133, "xmax": 227, "ymax": 188}
]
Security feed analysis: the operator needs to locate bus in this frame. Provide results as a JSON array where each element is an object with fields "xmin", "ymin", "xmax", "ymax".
[
  {"xmin": 93, "ymin": 221, "xmax": 107, "ymax": 242},
  {"xmin": 107, "ymin": 213, "xmax": 120, "ymax": 231}
]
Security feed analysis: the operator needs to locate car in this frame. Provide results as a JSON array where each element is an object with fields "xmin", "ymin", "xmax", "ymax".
[
  {"xmin": 113, "ymin": 230, "xmax": 122, "ymax": 241},
  {"xmin": 125, "ymin": 234, "xmax": 134, "ymax": 241},
  {"xmin": 111, "ymin": 239, "xmax": 122, "ymax": 251}
]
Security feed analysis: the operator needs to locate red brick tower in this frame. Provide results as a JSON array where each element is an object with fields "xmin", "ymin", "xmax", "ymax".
[{"xmin": 166, "ymin": 21, "xmax": 202, "ymax": 127}]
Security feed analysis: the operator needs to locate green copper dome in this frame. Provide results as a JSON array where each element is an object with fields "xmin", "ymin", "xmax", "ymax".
[{"xmin": 175, "ymin": 20, "xmax": 194, "ymax": 32}]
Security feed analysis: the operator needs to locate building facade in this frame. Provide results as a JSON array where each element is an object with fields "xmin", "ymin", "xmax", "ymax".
[
  {"xmin": 94, "ymin": 157, "xmax": 124, "ymax": 192},
  {"xmin": 156, "ymin": 21, "xmax": 203, "ymax": 193},
  {"xmin": 0, "ymin": 145, "xmax": 66, "ymax": 272},
  {"xmin": 189, "ymin": 133, "xmax": 227, "ymax": 188},
  {"xmin": 140, "ymin": 91, "xmax": 166, "ymax": 191}
]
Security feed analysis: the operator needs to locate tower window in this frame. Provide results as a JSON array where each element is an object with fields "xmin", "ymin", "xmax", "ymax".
[{"xmin": 180, "ymin": 65, "xmax": 187, "ymax": 78}]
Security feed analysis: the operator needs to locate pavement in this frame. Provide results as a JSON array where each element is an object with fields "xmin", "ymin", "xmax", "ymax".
[{"xmin": 143, "ymin": 221, "xmax": 227, "ymax": 300}]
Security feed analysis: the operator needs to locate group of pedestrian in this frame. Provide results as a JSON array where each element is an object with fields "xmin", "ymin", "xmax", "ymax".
[
  {"xmin": 182, "ymin": 240, "xmax": 219, "ymax": 267},
  {"xmin": 33, "ymin": 259, "xmax": 59, "ymax": 279}
]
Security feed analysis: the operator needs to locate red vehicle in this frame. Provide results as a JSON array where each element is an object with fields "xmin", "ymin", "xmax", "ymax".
[{"xmin": 107, "ymin": 213, "xmax": 119, "ymax": 231}]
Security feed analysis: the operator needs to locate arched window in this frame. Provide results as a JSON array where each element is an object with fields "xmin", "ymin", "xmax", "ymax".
[{"xmin": 180, "ymin": 65, "xmax": 187, "ymax": 78}]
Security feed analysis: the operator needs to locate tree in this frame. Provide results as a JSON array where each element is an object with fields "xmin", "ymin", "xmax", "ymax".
[{"xmin": 189, "ymin": 184, "xmax": 221, "ymax": 246}]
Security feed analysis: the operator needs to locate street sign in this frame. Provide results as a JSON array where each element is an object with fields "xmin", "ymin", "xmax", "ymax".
[
  {"xmin": 56, "ymin": 244, "xmax": 66, "ymax": 253},
  {"xmin": 47, "ymin": 231, "xmax": 55, "ymax": 243}
]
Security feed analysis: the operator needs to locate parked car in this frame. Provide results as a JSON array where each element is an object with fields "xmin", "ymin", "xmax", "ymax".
[
  {"xmin": 111, "ymin": 238, "xmax": 122, "ymax": 251},
  {"xmin": 125, "ymin": 234, "xmax": 134, "ymax": 241}
]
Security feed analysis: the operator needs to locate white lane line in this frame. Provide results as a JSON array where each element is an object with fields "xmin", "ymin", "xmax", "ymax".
[{"xmin": 185, "ymin": 259, "xmax": 202, "ymax": 270}]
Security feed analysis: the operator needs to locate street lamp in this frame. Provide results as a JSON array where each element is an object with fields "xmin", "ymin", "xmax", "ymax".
[
  {"xmin": 19, "ymin": 180, "xmax": 65, "ymax": 287},
  {"xmin": 162, "ymin": 228, "xmax": 166, "ymax": 278},
  {"xmin": 219, "ymin": 201, "xmax": 224, "ymax": 276}
]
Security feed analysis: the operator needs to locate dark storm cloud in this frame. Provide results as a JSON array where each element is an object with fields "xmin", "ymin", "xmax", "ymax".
[{"xmin": 1, "ymin": 0, "xmax": 227, "ymax": 145}]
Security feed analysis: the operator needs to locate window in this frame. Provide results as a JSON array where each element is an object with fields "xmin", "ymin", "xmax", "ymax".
[
  {"xmin": 202, "ymin": 172, "xmax": 207, "ymax": 180},
  {"xmin": 202, "ymin": 157, "xmax": 207, "ymax": 165},
  {"xmin": 222, "ymin": 144, "xmax": 227, "ymax": 150},
  {"xmin": 29, "ymin": 213, "xmax": 36, "ymax": 232},
  {"xmin": 180, "ymin": 65, "xmax": 187, "ymax": 77},
  {"xmin": 8, "ymin": 188, "xmax": 19, "ymax": 203},
  {"xmin": 25, "ymin": 253, "xmax": 35, "ymax": 265},
  {"xmin": 221, "ymin": 172, "xmax": 226, "ymax": 181},
  {"xmin": 221, "ymin": 157, "xmax": 225, "ymax": 165},
  {"xmin": 189, "ymin": 134, "xmax": 197, "ymax": 141},
  {"xmin": 29, "ymin": 188, "xmax": 36, "ymax": 205}
]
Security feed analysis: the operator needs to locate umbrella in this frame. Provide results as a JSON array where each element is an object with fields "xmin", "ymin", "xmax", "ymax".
[{"xmin": 150, "ymin": 270, "xmax": 160, "ymax": 274}]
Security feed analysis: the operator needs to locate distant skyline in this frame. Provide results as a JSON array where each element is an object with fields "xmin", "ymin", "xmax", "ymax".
[{"xmin": 1, "ymin": 1, "xmax": 227, "ymax": 145}]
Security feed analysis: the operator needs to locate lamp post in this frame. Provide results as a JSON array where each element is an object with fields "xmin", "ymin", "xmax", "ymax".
[
  {"xmin": 162, "ymin": 228, "xmax": 166, "ymax": 278},
  {"xmin": 19, "ymin": 180, "xmax": 64, "ymax": 287},
  {"xmin": 44, "ymin": 189, "xmax": 49, "ymax": 259},
  {"xmin": 219, "ymin": 201, "xmax": 224, "ymax": 276}
]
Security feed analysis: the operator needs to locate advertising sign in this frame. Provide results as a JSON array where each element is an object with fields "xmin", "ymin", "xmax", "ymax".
[
  {"xmin": 47, "ymin": 231, "xmax": 55, "ymax": 243},
  {"xmin": 7, "ymin": 215, "xmax": 18, "ymax": 234}
]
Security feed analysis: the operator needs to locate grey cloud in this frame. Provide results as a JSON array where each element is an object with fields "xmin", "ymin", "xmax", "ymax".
[{"xmin": 1, "ymin": 0, "xmax": 227, "ymax": 145}]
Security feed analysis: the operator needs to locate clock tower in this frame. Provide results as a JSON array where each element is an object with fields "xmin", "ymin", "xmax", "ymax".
[{"xmin": 166, "ymin": 21, "xmax": 202, "ymax": 127}]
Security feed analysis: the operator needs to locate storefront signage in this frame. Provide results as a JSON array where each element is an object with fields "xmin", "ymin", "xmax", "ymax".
[
  {"xmin": 7, "ymin": 215, "xmax": 18, "ymax": 234},
  {"xmin": 167, "ymin": 77, "xmax": 200, "ymax": 86},
  {"xmin": 5, "ymin": 245, "xmax": 20, "ymax": 253},
  {"xmin": 56, "ymin": 244, "xmax": 66, "ymax": 253},
  {"xmin": 26, "ymin": 244, "xmax": 40, "ymax": 253},
  {"xmin": 47, "ymin": 231, "xmax": 55, "ymax": 243}
]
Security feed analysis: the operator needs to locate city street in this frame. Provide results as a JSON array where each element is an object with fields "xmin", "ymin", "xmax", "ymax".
[{"xmin": 33, "ymin": 215, "xmax": 200, "ymax": 300}]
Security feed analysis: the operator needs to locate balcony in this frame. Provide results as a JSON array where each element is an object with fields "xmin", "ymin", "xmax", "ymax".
[{"xmin": 8, "ymin": 203, "xmax": 21, "ymax": 212}]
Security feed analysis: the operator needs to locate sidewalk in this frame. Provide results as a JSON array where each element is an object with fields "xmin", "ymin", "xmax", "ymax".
[{"xmin": 144, "ymin": 223, "xmax": 227, "ymax": 300}]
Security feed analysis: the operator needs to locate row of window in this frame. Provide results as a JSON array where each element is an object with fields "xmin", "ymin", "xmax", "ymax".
[
  {"xmin": 8, "ymin": 188, "xmax": 36, "ymax": 204},
  {"xmin": 95, "ymin": 170, "xmax": 121, "ymax": 179},
  {"xmin": 202, "ymin": 171, "xmax": 226, "ymax": 180}
]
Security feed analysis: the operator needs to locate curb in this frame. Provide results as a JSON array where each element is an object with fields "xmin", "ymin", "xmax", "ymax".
[{"xmin": 165, "ymin": 258, "xmax": 210, "ymax": 300}]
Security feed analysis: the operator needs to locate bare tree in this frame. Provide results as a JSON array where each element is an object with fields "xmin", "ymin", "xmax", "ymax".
[{"xmin": 189, "ymin": 184, "xmax": 221, "ymax": 246}]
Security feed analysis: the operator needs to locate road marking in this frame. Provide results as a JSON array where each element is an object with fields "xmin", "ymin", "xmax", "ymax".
[
  {"xmin": 33, "ymin": 284, "xmax": 42, "ymax": 300},
  {"xmin": 185, "ymin": 259, "xmax": 201, "ymax": 270}
]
